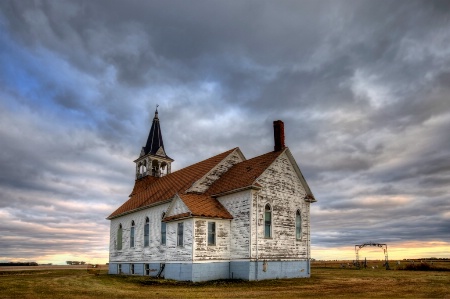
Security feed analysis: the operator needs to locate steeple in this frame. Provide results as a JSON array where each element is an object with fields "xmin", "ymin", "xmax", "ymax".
[
  {"xmin": 143, "ymin": 108, "xmax": 166, "ymax": 157},
  {"xmin": 134, "ymin": 108, "xmax": 173, "ymax": 179}
]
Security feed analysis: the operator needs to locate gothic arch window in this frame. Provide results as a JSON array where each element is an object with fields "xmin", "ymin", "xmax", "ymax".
[
  {"xmin": 177, "ymin": 222, "xmax": 184, "ymax": 247},
  {"xmin": 117, "ymin": 224, "xmax": 123, "ymax": 250},
  {"xmin": 130, "ymin": 220, "xmax": 135, "ymax": 248},
  {"xmin": 161, "ymin": 213, "xmax": 166, "ymax": 245},
  {"xmin": 264, "ymin": 204, "xmax": 272, "ymax": 238},
  {"xmin": 296, "ymin": 210, "xmax": 302, "ymax": 240},
  {"xmin": 144, "ymin": 217, "xmax": 150, "ymax": 247}
]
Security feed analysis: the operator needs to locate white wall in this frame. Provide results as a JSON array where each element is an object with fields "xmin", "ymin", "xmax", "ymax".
[
  {"xmin": 250, "ymin": 152, "xmax": 310, "ymax": 260},
  {"xmin": 109, "ymin": 202, "xmax": 193, "ymax": 263},
  {"xmin": 218, "ymin": 190, "xmax": 252, "ymax": 260},
  {"xmin": 193, "ymin": 218, "xmax": 231, "ymax": 261}
]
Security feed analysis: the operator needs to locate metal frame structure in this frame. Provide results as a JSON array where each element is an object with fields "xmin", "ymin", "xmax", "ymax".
[{"xmin": 355, "ymin": 243, "xmax": 390, "ymax": 270}]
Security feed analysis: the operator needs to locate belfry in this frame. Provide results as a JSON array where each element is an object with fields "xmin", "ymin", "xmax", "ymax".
[{"xmin": 134, "ymin": 109, "xmax": 173, "ymax": 179}]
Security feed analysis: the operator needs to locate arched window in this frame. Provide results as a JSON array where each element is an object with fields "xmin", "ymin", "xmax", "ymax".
[
  {"xmin": 177, "ymin": 222, "xmax": 184, "ymax": 247},
  {"xmin": 130, "ymin": 220, "xmax": 135, "ymax": 248},
  {"xmin": 296, "ymin": 210, "xmax": 302, "ymax": 240},
  {"xmin": 144, "ymin": 217, "xmax": 150, "ymax": 247},
  {"xmin": 117, "ymin": 224, "xmax": 123, "ymax": 250},
  {"xmin": 264, "ymin": 204, "xmax": 272, "ymax": 238},
  {"xmin": 161, "ymin": 213, "xmax": 166, "ymax": 245}
]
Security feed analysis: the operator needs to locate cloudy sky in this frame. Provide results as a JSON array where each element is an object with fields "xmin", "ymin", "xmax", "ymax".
[{"xmin": 1, "ymin": 0, "xmax": 449, "ymax": 264}]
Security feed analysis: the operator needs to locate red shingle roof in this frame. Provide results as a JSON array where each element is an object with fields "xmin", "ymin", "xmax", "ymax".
[
  {"xmin": 108, "ymin": 148, "xmax": 288, "ymax": 221},
  {"xmin": 206, "ymin": 150, "xmax": 283, "ymax": 196},
  {"xmin": 107, "ymin": 148, "xmax": 237, "ymax": 219},
  {"xmin": 179, "ymin": 193, "xmax": 232, "ymax": 219}
]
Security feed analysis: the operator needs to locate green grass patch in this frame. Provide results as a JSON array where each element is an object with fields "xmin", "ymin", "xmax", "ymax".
[{"xmin": 0, "ymin": 267, "xmax": 449, "ymax": 298}]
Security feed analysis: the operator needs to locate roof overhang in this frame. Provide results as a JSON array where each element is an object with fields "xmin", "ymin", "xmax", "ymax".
[
  {"xmin": 106, "ymin": 198, "xmax": 172, "ymax": 220},
  {"xmin": 211, "ymin": 184, "xmax": 262, "ymax": 198}
]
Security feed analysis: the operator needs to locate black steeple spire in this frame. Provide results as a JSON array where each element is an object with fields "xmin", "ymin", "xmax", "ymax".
[
  {"xmin": 143, "ymin": 108, "xmax": 166, "ymax": 156},
  {"xmin": 135, "ymin": 107, "xmax": 173, "ymax": 179}
]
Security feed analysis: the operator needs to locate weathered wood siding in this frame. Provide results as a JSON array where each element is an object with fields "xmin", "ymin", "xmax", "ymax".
[
  {"xmin": 187, "ymin": 149, "xmax": 244, "ymax": 193},
  {"xmin": 250, "ymin": 152, "xmax": 310, "ymax": 260},
  {"xmin": 109, "ymin": 202, "xmax": 193, "ymax": 263},
  {"xmin": 217, "ymin": 190, "xmax": 252, "ymax": 260},
  {"xmin": 166, "ymin": 195, "xmax": 189, "ymax": 217},
  {"xmin": 164, "ymin": 219, "xmax": 193, "ymax": 261},
  {"xmin": 193, "ymin": 218, "xmax": 231, "ymax": 261}
]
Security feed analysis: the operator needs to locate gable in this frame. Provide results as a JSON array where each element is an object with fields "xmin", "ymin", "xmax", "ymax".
[
  {"xmin": 156, "ymin": 146, "xmax": 166, "ymax": 157},
  {"xmin": 165, "ymin": 194, "xmax": 191, "ymax": 218},
  {"xmin": 284, "ymin": 148, "xmax": 315, "ymax": 201},
  {"xmin": 255, "ymin": 149, "xmax": 315, "ymax": 201},
  {"xmin": 186, "ymin": 148, "xmax": 246, "ymax": 194},
  {"xmin": 163, "ymin": 193, "xmax": 233, "ymax": 222}
]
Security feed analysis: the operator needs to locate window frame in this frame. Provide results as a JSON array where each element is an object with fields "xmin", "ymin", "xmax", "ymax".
[
  {"xmin": 130, "ymin": 220, "xmax": 135, "ymax": 248},
  {"xmin": 296, "ymin": 209, "xmax": 302, "ymax": 241},
  {"xmin": 144, "ymin": 217, "xmax": 150, "ymax": 247},
  {"xmin": 264, "ymin": 204, "xmax": 272, "ymax": 239},
  {"xmin": 161, "ymin": 213, "xmax": 166, "ymax": 246},
  {"xmin": 207, "ymin": 221, "xmax": 216, "ymax": 246},
  {"xmin": 130, "ymin": 264, "xmax": 135, "ymax": 275},
  {"xmin": 117, "ymin": 264, "xmax": 122, "ymax": 274},
  {"xmin": 117, "ymin": 224, "xmax": 123, "ymax": 250},
  {"xmin": 177, "ymin": 222, "xmax": 184, "ymax": 247}
]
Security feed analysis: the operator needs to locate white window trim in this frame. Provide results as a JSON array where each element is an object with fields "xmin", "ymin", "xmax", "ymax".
[
  {"xmin": 207, "ymin": 221, "xmax": 216, "ymax": 246},
  {"xmin": 264, "ymin": 203, "xmax": 272, "ymax": 239},
  {"xmin": 177, "ymin": 222, "xmax": 184, "ymax": 247},
  {"xmin": 296, "ymin": 209, "xmax": 302, "ymax": 241}
]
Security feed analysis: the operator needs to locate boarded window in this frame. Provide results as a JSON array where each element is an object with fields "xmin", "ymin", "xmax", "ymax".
[
  {"xmin": 208, "ymin": 222, "xmax": 216, "ymax": 246},
  {"xmin": 177, "ymin": 222, "xmax": 184, "ymax": 247},
  {"xmin": 130, "ymin": 220, "xmax": 135, "ymax": 248},
  {"xmin": 296, "ymin": 210, "xmax": 302, "ymax": 240},
  {"xmin": 264, "ymin": 204, "xmax": 272, "ymax": 238},
  {"xmin": 144, "ymin": 217, "xmax": 150, "ymax": 247},
  {"xmin": 161, "ymin": 213, "xmax": 166, "ymax": 245},
  {"xmin": 117, "ymin": 224, "xmax": 123, "ymax": 250}
]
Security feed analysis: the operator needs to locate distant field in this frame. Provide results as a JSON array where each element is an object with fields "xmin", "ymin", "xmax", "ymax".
[{"xmin": 0, "ymin": 262, "xmax": 449, "ymax": 298}]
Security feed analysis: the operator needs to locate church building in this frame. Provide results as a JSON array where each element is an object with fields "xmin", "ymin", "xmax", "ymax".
[{"xmin": 107, "ymin": 110, "xmax": 316, "ymax": 281}]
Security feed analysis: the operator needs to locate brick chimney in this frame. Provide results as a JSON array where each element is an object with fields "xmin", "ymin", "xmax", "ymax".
[{"xmin": 273, "ymin": 120, "xmax": 285, "ymax": 151}]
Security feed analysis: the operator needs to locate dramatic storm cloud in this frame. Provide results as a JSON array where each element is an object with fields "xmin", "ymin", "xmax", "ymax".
[{"xmin": 0, "ymin": 0, "xmax": 449, "ymax": 263}]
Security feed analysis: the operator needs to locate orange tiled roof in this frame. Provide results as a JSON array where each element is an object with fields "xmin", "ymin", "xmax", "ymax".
[
  {"xmin": 179, "ymin": 193, "xmax": 232, "ymax": 219},
  {"xmin": 107, "ymin": 148, "xmax": 237, "ymax": 219},
  {"xmin": 206, "ymin": 150, "xmax": 283, "ymax": 196},
  {"xmin": 162, "ymin": 193, "xmax": 232, "ymax": 222}
]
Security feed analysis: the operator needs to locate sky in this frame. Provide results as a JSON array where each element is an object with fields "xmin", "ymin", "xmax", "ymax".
[{"xmin": 0, "ymin": 0, "xmax": 449, "ymax": 264}]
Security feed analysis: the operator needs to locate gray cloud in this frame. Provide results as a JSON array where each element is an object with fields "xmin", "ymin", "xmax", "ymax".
[{"xmin": 0, "ymin": 0, "xmax": 449, "ymax": 262}]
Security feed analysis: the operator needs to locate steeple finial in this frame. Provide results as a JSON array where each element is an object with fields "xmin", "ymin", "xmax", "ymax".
[{"xmin": 154, "ymin": 104, "xmax": 159, "ymax": 119}]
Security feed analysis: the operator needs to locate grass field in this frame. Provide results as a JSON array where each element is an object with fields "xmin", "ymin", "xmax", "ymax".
[{"xmin": 0, "ymin": 262, "xmax": 449, "ymax": 299}]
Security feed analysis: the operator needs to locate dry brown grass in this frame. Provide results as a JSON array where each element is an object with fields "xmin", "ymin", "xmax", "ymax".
[{"xmin": 0, "ymin": 264, "xmax": 449, "ymax": 298}]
